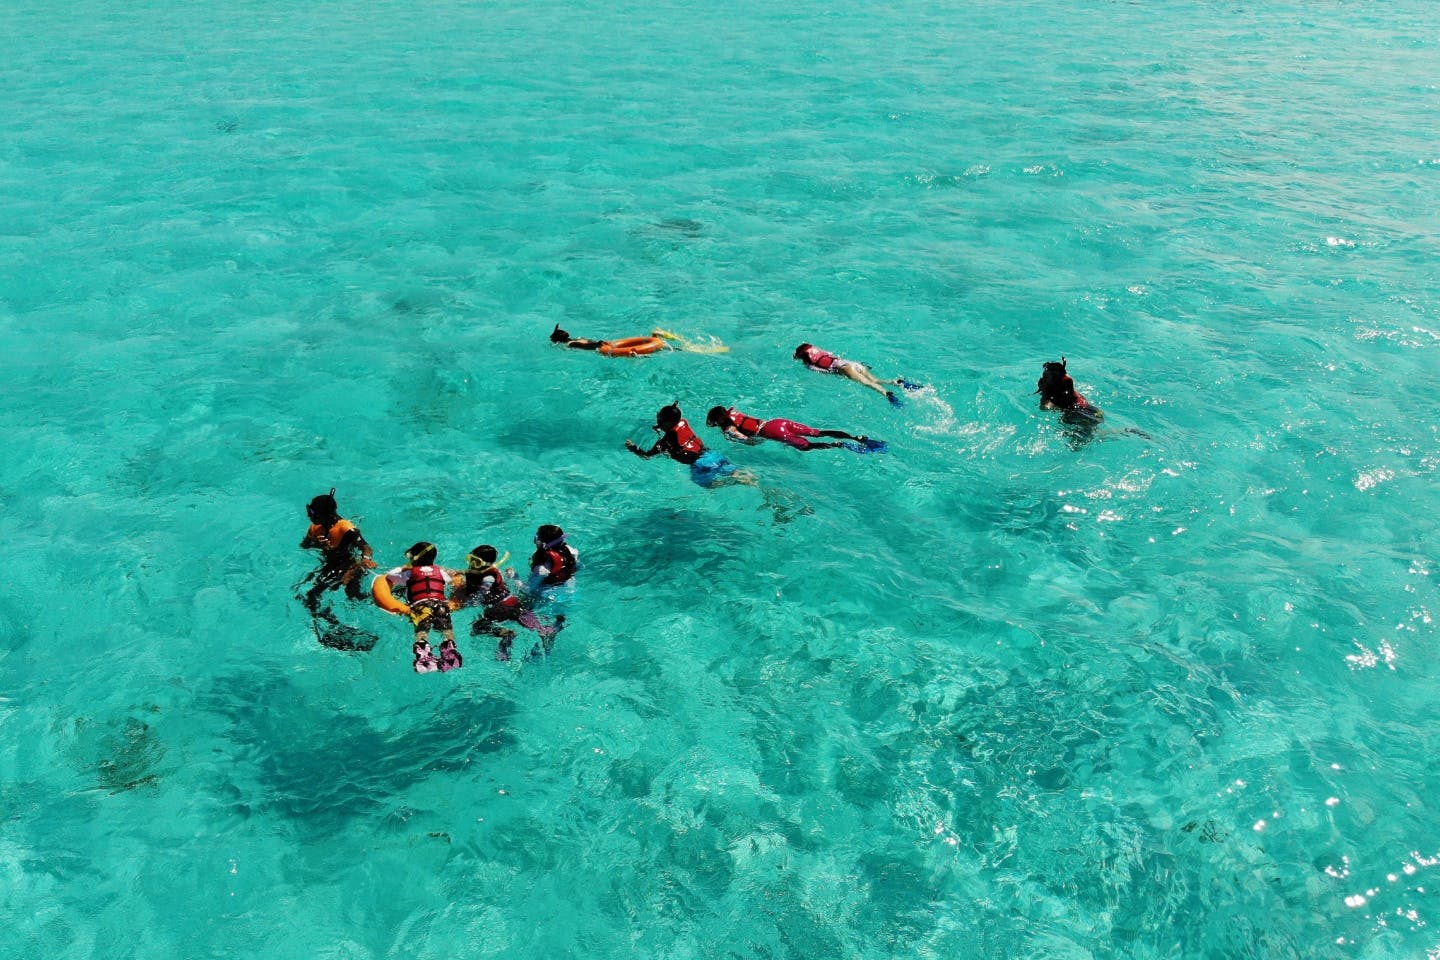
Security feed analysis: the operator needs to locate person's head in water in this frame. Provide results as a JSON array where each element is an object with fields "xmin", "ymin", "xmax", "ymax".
[
  {"xmin": 793, "ymin": 343, "xmax": 813, "ymax": 362},
  {"xmin": 534, "ymin": 525, "xmax": 566, "ymax": 550},
  {"xmin": 1037, "ymin": 359, "xmax": 1078, "ymax": 407},
  {"xmin": 307, "ymin": 489, "xmax": 338, "ymax": 524},
  {"xmin": 655, "ymin": 402, "xmax": 684, "ymax": 431},
  {"xmin": 550, "ymin": 324, "xmax": 572, "ymax": 344},
  {"xmin": 406, "ymin": 541, "xmax": 438, "ymax": 566},
  {"xmin": 467, "ymin": 544, "xmax": 498, "ymax": 570},
  {"xmin": 705, "ymin": 406, "xmax": 732, "ymax": 428}
]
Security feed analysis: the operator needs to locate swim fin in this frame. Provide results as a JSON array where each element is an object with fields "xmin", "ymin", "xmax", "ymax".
[
  {"xmin": 438, "ymin": 639, "xmax": 463, "ymax": 672},
  {"xmin": 896, "ymin": 378, "xmax": 924, "ymax": 391},
  {"xmin": 886, "ymin": 391, "xmax": 905, "ymax": 408},
  {"xmin": 843, "ymin": 438, "xmax": 889, "ymax": 455},
  {"xmin": 413, "ymin": 640, "xmax": 441, "ymax": 673}
]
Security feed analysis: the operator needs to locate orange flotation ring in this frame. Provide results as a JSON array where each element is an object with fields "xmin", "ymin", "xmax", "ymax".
[
  {"xmin": 599, "ymin": 336, "xmax": 666, "ymax": 358},
  {"xmin": 371, "ymin": 576, "xmax": 412, "ymax": 617}
]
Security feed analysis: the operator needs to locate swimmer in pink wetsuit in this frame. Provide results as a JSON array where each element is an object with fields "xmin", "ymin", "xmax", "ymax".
[
  {"xmin": 793, "ymin": 342, "xmax": 922, "ymax": 407},
  {"xmin": 705, "ymin": 406, "xmax": 882, "ymax": 452}
]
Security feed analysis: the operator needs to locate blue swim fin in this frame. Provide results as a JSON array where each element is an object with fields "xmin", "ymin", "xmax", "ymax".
[
  {"xmin": 886, "ymin": 391, "xmax": 905, "ymax": 408},
  {"xmin": 843, "ymin": 438, "xmax": 888, "ymax": 455},
  {"xmin": 897, "ymin": 378, "xmax": 924, "ymax": 391}
]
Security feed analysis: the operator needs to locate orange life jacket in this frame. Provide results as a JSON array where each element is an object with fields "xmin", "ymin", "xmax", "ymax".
[{"xmin": 307, "ymin": 519, "xmax": 357, "ymax": 555}]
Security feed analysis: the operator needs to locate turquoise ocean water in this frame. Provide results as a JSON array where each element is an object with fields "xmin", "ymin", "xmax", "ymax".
[{"xmin": 3, "ymin": 1, "xmax": 1438, "ymax": 956}]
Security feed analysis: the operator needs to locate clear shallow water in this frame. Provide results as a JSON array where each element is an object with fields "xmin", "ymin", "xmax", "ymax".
[{"xmin": 2, "ymin": 0, "xmax": 1438, "ymax": 956}]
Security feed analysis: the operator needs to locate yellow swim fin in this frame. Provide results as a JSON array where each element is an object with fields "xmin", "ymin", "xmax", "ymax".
[{"xmin": 651, "ymin": 329, "xmax": 730, "ymax": 353}]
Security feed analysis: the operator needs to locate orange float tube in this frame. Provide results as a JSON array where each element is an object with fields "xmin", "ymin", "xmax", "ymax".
[
  {"xmin": 599, "ymin": 336, "xmax": 666, "ymax": 358},
  {"xmin": 371, "ymin": 575, "xmax": 412, "ymax": 617}
]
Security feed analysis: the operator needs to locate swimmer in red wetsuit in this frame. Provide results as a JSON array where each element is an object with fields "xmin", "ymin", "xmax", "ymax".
[{"xmin": 705, "ymin": 406, "xmax": 875, "ymax": 452}]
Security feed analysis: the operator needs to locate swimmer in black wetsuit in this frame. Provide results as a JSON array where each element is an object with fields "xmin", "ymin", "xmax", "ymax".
[
  {"xmin": 549, "ymin": 325, "xmax": 610, "ymax": 351},
  {"xmin": 298, "ymin": 489, "xmax": 379, "ymax": 650},
  {"xmin": 551, "ymin": 324, "xmax": 725, "ymax": 355}
]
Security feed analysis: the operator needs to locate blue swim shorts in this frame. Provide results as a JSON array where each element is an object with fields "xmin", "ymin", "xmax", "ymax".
[{"xmin": 689, "ymin": 450, "xmax": 737, "ymax": 488}]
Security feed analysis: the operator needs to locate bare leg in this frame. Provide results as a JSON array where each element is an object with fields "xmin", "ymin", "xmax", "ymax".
[{"xmin": 839, "ymin": 364, "xmax": 898, "ymax": 403}]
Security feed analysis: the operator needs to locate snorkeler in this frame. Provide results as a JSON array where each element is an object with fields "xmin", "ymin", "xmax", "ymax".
[
  {"xmin": 453, "ymin": 544, "xmax": 562, "ymax": 662},
  {"xmin": 527, "ymin": 524, "xmax": 579, "ymax": 592},
  {"xmin": 626, "ymin": 402, "xmax": 756, "ymax": 487},
  {"xmin": 705, "ymin": 406, "xmax": 885, "ymax": 453},
  {"xmin": 550, "ymin": 324, "xmax": 727, "ymax": 357},
  {"xmin": 793, "ymin": 343, "xmax": 922, "ymax": 407},
  {"xmin": 298, "ymin": 489, "xmax": 380, "ymax": 650},
  {"xmin": 299, "ymin": 489, "xmax": 377, "ymax": 608},
  {"xmin": 520, "ymin": 525, "xmax": 579, "ymax": 660},
  {"xmin": 1035, "ymin": 358, "xmax": 1150, "ymax": 445},
  {"xmin": 1036, "ymin": 357, "xmax": 1103, "ymax": 423},
  {"xmin": 373, "ymin": 542, "xmax": 463, "ymax": 673}
]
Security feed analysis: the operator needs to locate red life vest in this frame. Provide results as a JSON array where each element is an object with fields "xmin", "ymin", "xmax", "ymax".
[
  {"xmin": 668, "ymin": 418, "xmax": 706, "ymax": 458},
  {"xmin": 534, "ymin": 547, "xmax": 577, "ymax": 586},
  {"xmin": 728, "ymin": 408, "xmax": 765, "ymax": 437},
  {"xmin": 406, "ymin": 565, "xmax": 449, "ymax": 603},
  {"xmin": 801, "ymin": 346, "xmax": 838, "ymax": 370},
  {"xmin": 461, "ymin": 567, "xmax": 509, "ymax": 606}
]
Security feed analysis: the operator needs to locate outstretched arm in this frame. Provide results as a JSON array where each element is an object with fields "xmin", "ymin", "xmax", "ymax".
[
  {"xmin": 722, "ymin": 426, "xmax": 763, "ymax": 446},
  {"xmin": 625, "ymin": 438, "xmax": 664, "ymax": 459}
]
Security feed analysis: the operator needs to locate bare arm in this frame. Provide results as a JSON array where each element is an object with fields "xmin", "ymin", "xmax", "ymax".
[
  {"xmin": 722, "ymin": 426, "xmax": 763, "ymax": 446},
  {"xmin": 626, "ymin": 438, "xmax": 664, "ymax": 459}
]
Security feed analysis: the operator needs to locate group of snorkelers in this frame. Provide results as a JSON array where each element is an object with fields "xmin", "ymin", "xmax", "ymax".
[
  {"xmin": 299, "ymin": 331, "xmax": 1133, "ymax": 671},
  {"xmin": 617, "ymin": 341, "xmax": 921, "ymax": 487},
  {"xmin": 299, "ymin": 490, "xmax": 577, "ymax": 672},
  {"xmin": 556, "ymin": 325, "xmax": 1115, "ymax": 463}
]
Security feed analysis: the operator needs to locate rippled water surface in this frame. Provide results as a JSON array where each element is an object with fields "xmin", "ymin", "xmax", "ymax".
[{"xmin": 3, "ymin": 1, "xmax": 1439, "ymax": 957}]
